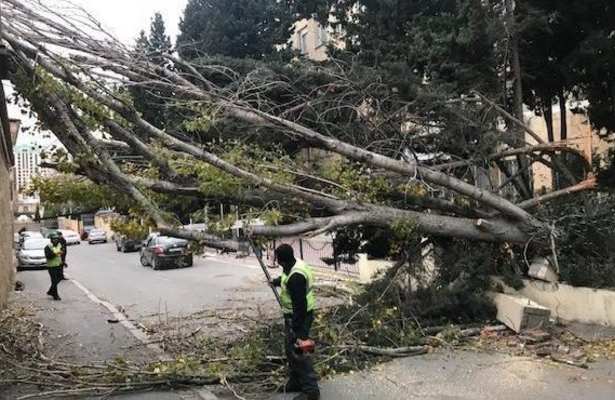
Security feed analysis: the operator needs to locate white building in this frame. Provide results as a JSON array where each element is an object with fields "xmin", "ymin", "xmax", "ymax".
[
  {"xmin": 13, "ymin": 143, "xmax": 54, "ymax": 202},
  {"xmin": 13, "ymin": 143, "xmax": 42, "ymax": 197}
]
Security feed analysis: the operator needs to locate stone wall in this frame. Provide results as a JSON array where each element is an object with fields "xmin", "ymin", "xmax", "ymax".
[
  {"xmin": 94, "ymin": 211, "xmax": 121, "ymax": 236},
  {"xmin": 496, "ymin": 277, "xmax": 615, "ymax": 327},
  {"xmin": 58, "ymin": 216, "xmax": 81, "ymax": 233},
  {"xmin": 0, "ymin": 156, "xmax": 15, "ymax": 309}
]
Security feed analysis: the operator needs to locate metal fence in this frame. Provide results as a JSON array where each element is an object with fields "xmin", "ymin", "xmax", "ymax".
[{"xmin": 265, "ymin": 236, "xmax": 359, "ymax": 275}]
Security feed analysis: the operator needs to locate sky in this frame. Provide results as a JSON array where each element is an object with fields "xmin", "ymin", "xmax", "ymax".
[
  {"xmin": 10, "ymin": 0, "xmax": 189, "ymax": 146},
  {"xmin": 57, "ymin": 0, "xmax": 189, "ymax": 45}
]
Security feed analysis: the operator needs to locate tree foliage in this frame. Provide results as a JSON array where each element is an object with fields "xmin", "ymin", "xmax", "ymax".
[
  {"xmin": 131, "ymin": 13, "xmax": 173, "ymax": 129},
  {"xmin": 518, "ymin": 0, "xmax": 615, "ymax": 136},
  {"xmin": 177, "ymin": 0, "xmax": 294, "ymax": 60},
  {"xmin": 28, "ymin": 174, "xmax": 129, "ymax": 213}
]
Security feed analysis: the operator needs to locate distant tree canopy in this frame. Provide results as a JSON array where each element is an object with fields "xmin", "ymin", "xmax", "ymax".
[
  {"xmin": 519, "ymin": 0, "xmax": 615, "ymax": 137},
  {"xmin": 28, "ymin": 175, "xmax": 128, "ymax": 214},
  {"xmin": 177, "ymin": 0, "xmax": 294, "ymax": 60},
  {"xmin": 299, "ymin": 0, "xmax": 502, "ymax": 97},
  {"xmin": 299, "ymin": 0, "xmax": 615, "ymax": 135},
  {"xmin": 131, "ymin": 13, "xmax": 173, "ymax": 129}
]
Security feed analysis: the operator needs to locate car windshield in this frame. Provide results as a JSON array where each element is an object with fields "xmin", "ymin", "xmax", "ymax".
[
  {"xmin": 61, "ymin": 231, "xmax": 77, "ymax": 236},
  {"xmin": 91, "ymin": 230, "xmax": 105, "ymax": 235},
  {"xmin": 158, "ymin": 237, "xmax": 187, "ymax": 246},
  {"xmin": 23, "ymin": 239, "xmax": 49, "ymax": 250}
]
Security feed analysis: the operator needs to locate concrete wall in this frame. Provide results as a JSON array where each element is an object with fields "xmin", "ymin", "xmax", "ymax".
[
  {"xmin": 0, "ymin": 154, "xmax": 15, "ymax": 309},
  {"xmin": 94, "ymin": 212, "xmax": 120, "ymax": 236},
  {"xmin": 358, "ymin": 254, "xmax": 394, "ymax": 284},
  {"xmin": 358, "ymin": 245, "xmax": 437, "ymax": 287},
  {"xmin": 497, "ymin": 277, "xmax": 615, "ymax": 326},
  {"xmin": 58, "ymin": 216, "xmax": 81, "ymax": 233}
]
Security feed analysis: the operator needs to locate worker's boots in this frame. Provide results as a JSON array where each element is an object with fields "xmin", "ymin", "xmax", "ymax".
[{"xmin": 278, "ymin": 381, "xmax": 301, "ymax": 393}]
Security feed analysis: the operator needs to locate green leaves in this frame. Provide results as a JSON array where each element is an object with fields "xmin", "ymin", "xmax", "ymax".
[
  {"xmin": 110, "ymin": 218, "xmax": 150, "ymax": 240},
  {"xmin": 29, "ymin": 174, "xmax": 131, "ymax": 214},
  {"xmin": 177, "ymin": 0, "xmax": 294, "ymax": 60}
]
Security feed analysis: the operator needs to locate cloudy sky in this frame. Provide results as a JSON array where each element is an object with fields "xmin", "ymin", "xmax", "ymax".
[
  {"xmin": 11, "ymin": 0, "xmax": 189, "ymax": 146},
  {"xmin": 61, "ymin": 0, "xmax": 189, "ymax": 44}
]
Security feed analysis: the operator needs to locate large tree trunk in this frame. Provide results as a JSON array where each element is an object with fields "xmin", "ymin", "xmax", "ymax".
[
  {"xmin": 559, "ymin": 89, "xmax": 568, "ymax": 141},
  {"xmin": 543, "ymin": 102, "xmax": 554, "ymax": 142},
  {"xmin": 505, "ymin": 0, "xmax": 532, "ymax": 198}
]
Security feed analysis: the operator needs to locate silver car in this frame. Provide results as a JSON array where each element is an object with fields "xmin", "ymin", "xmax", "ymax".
[
  {"xmin": 17, "ymin": 238, "xmax": 51, "ymax": 270},
  {"xmin": 59, "ymin": 229, "xmax": 81, "ymax": 245},
  {"xmin": 87, "ymin": 229, "xmax": 107, "ymax": 244}
]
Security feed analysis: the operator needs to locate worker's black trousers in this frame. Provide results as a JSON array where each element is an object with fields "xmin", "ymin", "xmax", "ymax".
[
  {"xmin": 284, "ymin": 312, "xmax": 319, "ymax": 396},
  {"xmin": 47, "ymin": 268, "xmax": 63, "ymax": 298}
]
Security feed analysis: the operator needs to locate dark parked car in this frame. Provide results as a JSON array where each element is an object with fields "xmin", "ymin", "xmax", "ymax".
[
  {"xmin": 115, "ymin": 235, "xmax": 142, "ymax": 253},
  {"xmin": 140, "ymin": 236, "xmax": 193, "ymax": 270}
]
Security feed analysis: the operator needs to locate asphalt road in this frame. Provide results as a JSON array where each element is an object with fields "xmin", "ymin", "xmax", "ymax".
[{"xmin": 17, "ymin": 241, "xmax": 272, "ymax": 322}]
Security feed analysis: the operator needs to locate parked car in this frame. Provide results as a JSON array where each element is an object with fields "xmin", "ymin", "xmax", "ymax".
[
  {"xmin": 140, "ymin": 236, "xmax": 193, "ymax": 270},
  {"xmin": 17, "ymin": 238, "xmax": 50, "ymax": 270},
  {"xmin": 87, "ymin": 229, "xmax": 108, "ymax": 244},
  {"xmin": 81, "ymin": 225, "xmax": 95, "ymax": 240},
  {"xmin": 16, "ymin": 231, "xmax": 44, "ymax": 250},
  {"xmin": 58, "ymin": 229, "xmax": 81, "ymax": 245},
  {"xmin": 115, "ymin": 234, "xmax": 143, "ymax": 253}
]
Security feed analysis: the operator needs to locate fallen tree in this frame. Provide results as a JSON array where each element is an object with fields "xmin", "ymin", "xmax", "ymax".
[{"xmin": 0, "ymin": 0, "xmax": 598, "ymax": 251}]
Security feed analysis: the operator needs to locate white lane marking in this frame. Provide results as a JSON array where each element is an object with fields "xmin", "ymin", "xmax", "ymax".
[{"xmin": 70, "ymin": 278, "xmax": 170, "ymax": 359}]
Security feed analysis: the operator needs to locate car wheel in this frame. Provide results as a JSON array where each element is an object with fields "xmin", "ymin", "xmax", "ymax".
[
  {"xmin": 152, "ymin": 258, "xmax": 160, "ymax": 271},
  {"xmin": 140, "ymin": 254, "xmax": 149, "ymax": 267},
  {"xmin": 185, "ymin": 257, "xmax": 193, "ymax": 268}
]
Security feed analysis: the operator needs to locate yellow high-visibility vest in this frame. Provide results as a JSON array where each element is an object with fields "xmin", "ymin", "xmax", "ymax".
[
  {"xmin": 46, "ymin": 244, "xmax": 63, "ymax": 268},
  {"xmin": 280, "ymin": 260, "xmax": 316, "ymax": 314}
]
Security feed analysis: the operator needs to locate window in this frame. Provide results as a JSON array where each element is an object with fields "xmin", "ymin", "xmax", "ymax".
[
  {"xmin": 317, "ymin": 26, "xmax": 328, "ymax": 47},
  {"xmin": 299, "ymin": 30, "xmax": 308, "ymax": 55}
]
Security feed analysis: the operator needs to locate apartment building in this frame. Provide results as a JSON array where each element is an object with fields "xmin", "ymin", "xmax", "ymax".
[{"xmin": 291, "ymin": 18, "xmax": 345, "ymax": 61}]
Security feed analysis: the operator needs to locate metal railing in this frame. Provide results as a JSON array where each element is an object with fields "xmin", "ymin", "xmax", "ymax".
[{"xmin": 266, "ymin": 236, "xmax": 359, "ymax": 275}]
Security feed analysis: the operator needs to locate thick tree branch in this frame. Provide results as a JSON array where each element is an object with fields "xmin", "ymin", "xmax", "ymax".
[
  {"xmin": 517, "ymin": 177, "xmax": 597, "ymax": 210},
  {"xmin": 474, "ymin": 91, "xmax": 579, "ymax": 185}
]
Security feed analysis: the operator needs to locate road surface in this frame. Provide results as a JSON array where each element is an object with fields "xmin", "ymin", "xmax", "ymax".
[{"xmin": 16, "ymin": 241, "xmax": 273, "ymax": 322}]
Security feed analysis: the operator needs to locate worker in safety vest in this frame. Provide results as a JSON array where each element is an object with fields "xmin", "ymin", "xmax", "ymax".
[
  {"xmin": 271, "ymin": 244, "xmax": 319, "ymax": 400},
  {"xmin": 44, "ymin": 233, "xmax": 64, "ymax": 301},
  {"xmin": 57, "ymin": 231, "xmax": 68, "ymax": 280}
]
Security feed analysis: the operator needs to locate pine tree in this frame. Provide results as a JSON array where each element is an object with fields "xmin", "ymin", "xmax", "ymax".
[
  {"xmin": 148, "ymin": 13, "xmax": 172, "ymax": 65},
  {"xmin": 132, "ymin": 14, "xmax": 173, "ymax": 129},
  {"xmin": 177, "ymin": 0, "xmax": 293, "ymax": 60}
]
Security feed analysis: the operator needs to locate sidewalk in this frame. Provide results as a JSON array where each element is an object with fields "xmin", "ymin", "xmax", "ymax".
[{"xmin": 8, "ymin": 270, "xmax": 223, "ymax": 400}]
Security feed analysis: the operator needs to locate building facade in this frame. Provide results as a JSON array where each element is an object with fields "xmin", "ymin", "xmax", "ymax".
[
  {"xmin": 0, "ymin": 80, "xmax": 16, "ymax": 309},
  {"xmin": 13, "ymin": 143, "xmax": 43, "ymax": 198},
  {"xmin": 526, "ymin": 108, "xmax": 610, "ymax": 193},
  {"xmin": 291, "ymin": 18, "xmax": 345, "ymax": 61}
]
